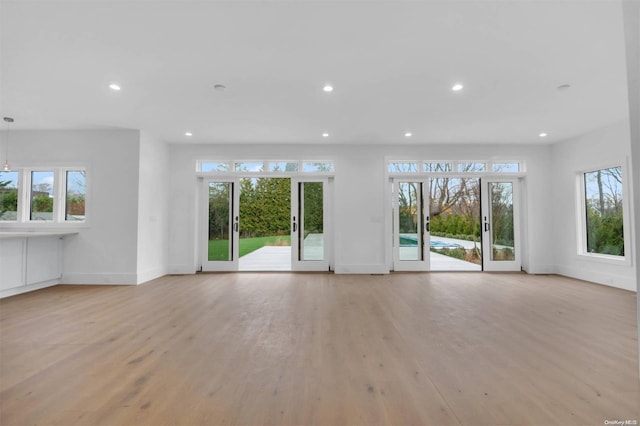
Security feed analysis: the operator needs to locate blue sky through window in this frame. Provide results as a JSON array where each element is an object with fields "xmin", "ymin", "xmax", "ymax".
[{"xmin": 0, "ymin": 171, "xmax": 18, "ymax": 187}]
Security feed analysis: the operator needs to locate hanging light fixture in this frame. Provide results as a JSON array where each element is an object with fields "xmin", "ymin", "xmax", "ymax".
[{"xmin": 3, "ymin": 117, "xmax": 13, "ymax": 171}]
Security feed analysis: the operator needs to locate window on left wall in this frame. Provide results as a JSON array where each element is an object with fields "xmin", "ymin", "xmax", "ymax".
[
  {"xmin": 30, "ymin": 170, "xmax": 55, "ymax": 221},
  {"xmin": 65, "ymin": 170, "xmax": 86, "ymax": 221},
  {"xmin": 0, "ymin": 171, "xmax": 19, "ymax": 221},
  {"xmin": 0, "ymin": 168, "xmax": 87, "ymax": 224}
]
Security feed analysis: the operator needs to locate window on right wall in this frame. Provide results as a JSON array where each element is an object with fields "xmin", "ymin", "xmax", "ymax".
[{"xmin": 581, "ymin": 166, "xmax": 626, "ymax": 258}]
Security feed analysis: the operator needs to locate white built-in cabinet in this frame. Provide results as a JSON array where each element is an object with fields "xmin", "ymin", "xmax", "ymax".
[{"xmin": 0, "ymin": 233, "xmax": 75, "ymax": 298}]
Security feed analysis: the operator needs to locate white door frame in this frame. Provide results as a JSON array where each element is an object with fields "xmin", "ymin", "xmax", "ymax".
[
  {"xmin": 201, "ymin": 178, "xmax": 240, "ymax": 271},
  {"xmin": 481, "ymin": 178, "xmax": 522, "ymax": 272},
  {"xmin": 392, "ymin": 179, "xmax": 430, "ymax": 271}
]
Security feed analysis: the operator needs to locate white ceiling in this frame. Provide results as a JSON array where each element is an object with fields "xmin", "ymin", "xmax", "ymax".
[{"xmin": 0, "ymin": 0, "xmax": 630, "ymax": 145}]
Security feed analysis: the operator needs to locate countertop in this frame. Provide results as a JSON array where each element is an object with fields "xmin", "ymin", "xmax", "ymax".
[{"xmin": 0, "ymin": 231, "xmax": 78, "ymax": 239}]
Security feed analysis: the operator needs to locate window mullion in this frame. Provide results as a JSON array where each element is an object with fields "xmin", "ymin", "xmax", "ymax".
[
  {"xmin": 22, "ymin": 169, "xmax": 31, "ymax": 222},
  {"xmin": 56, "ymin": 169, "xmax": 65, "ymax": 222}
]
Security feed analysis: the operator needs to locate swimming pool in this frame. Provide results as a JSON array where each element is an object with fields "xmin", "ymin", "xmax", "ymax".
[{"xmin": 399, "ymin": 234, "xmax": 463, "ymax": 248}]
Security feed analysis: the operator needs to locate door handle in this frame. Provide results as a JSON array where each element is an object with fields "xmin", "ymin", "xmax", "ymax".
[
  {"xmin": 484, "ymin": 222, "xmax": 489, "ymax": 232},
  {"xmin": 292, "ymin": 216, "xmax": 297, "ymax": 232},
  {"xmin": 234, "ymin": 222, "xmax": 238, "ymax": 232},
  {"xmin": 425, "ymin": 217, "xmax": 430, "ymax": 233}
]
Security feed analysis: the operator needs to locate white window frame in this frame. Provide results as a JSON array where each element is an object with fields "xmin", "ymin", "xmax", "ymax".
[
  {"xmin": 0, "ymin": 167, "xmax": 88, "ymax": 227},
  {"xmin": 24, "ymin": 168, "xmax": 59, "ymax": 222},
  {"xmin": 196, "ymin": 160, "xmax": 335, "ymax": 175},
  {"xmin": 195, "ymin": 161, "xmax": 334, "ymax": 272},
  {"xmin": 386, "ymin": 160, "xmax": 526, "ymax": 176},
  {"xmin": 575, "ymin": 162, "xmax": 632, "ymax": 266},
  {"xmin": 61, "ymin": 168, "xmax": 88, "ymax": 224},
  {"xmin": 384, "ymin": 157, "xmax": 526, "ymax": 272}
]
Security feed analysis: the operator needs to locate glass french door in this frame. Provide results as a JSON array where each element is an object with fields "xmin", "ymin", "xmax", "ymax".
[
  {"xmin": 429, "ymin": 177, "xmax": 482, "ymax": 271},
  {"xmin": 392, "ymin": 180, "xmax": 430, "ymax": 271},
  {"xmin": 202, "ymin": 178, "xmax": 240, "ymax": 271},
  {"xmin": 202, "ymin": 177, "xmax": 330, "ymax": 272},
  {"xmin": 238, "ymin": 177, "xmax": 292, "ymax": 271},
  {"xmin": 481, "ymin": 179, "xmax": 521, "ymax": 271},
  {"xmin": 391, "ymin": 177, "xmax": 520, "ymax": 272},
  {"xmin": 291, "ymin": 178, "xmax": 330, "ymax": 271}
]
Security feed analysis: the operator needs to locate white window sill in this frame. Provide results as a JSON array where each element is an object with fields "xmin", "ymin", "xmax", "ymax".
[
  {"xmin": 576, "ymin": 252, "xmax": 631, "ymax": 267},
  {"xmin": 0, "ymin": 222, "xmax": 89, "ymax": 230}
]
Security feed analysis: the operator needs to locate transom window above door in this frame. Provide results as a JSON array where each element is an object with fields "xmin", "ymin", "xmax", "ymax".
[
  {"xmin": 387, "ymin": 160, "xmax": 524, "ymax": 174},
  {"xmin": 197, "ymin": 160, "xmax": 334, "ymax": 174}
]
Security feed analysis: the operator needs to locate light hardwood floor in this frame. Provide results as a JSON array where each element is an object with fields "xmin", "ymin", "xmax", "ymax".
[{"xmin": 1, "ymin": 273, "xmax": 638, "ymax": 425}]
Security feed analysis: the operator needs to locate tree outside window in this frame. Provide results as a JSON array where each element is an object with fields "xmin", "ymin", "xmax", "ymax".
[
  {"xmin": 31, "ymin": 171, "xmax": 55, "ymax": 220},
  {"xmin": 66, "ymin": 170, "xmax": 86, "ymax": 221},
  {"xmin": 0, "ymin": 171, "xmax": 19, "ymax": 221},
  {"xmin": 584, "ymin": 167, "xmax": 624, "ymax": 256}
]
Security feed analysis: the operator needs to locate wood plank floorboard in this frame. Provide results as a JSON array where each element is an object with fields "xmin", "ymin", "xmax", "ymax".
[{"xmin": 0, "ymin": 272, "xmax": 638, "ymax": 425}]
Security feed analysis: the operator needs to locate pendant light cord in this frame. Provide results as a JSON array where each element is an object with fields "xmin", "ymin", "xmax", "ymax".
[{"xmin": 3, "ymin": 117, "xmax": 13, "ymax": 171}]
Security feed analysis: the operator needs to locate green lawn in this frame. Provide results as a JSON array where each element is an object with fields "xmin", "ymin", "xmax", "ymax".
[{"xmin": 208, "ymin": 235, "xmax": 291, "ymax": 261}]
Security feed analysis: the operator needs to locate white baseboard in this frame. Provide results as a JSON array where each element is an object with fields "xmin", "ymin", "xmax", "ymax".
[
  {"xmin": 168, "ymin": 264, "xmax": 197, "ymax": 275},
  {"xmin": 136, "ymin": 267, "xmax": 168, "ymax": 284},
  {"xmin": 0, "ymin": 278, "xmax": 59, "ymax": 299},
  {"xmin": 63, "ymin": 267, "xmax": 175, "ymax": 285},
  {"xmin": 334, "ymin": 264, "xmax": 389, "ymax": 274},
  {"xmin": 556, "ymin": 265, "xmax": 636, "ymax": 292},
  {"xmin": 523, "ymin": 264, "xmax": 557, "ymax": 274},
  {"xmin": 61, "ymin": 272, "xmax": 138, "ymax": 285}
]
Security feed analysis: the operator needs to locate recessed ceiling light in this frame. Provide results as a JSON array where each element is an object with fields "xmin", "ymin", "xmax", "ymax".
[
  {"xmin": 109, "ymin": 83, "xmax": 121, "ymax": 91},
  {"xmin": 539, "ymin": 132, "xmax": 548, "ymax": 138},
  {"xmin": 322, "ymin": 132, "xmax": 329, "ymax": 138},
  {"xmin": 323, "ymin": 84, "xmax": 333, "ymax": 92},
  {"xmin": 185, "ymin": 132, "xmax": 193, "ymax": 137},
  {"xmin": 214, "ymin": 84, "xmax": 226, "ymax": 91},
  {"xmin": 404, "ymin": 132, "xmax": 412, "ymax": 137},
  {"xmin": 451, "ymin": 83, "xmax": 464, "ymax": 92}
]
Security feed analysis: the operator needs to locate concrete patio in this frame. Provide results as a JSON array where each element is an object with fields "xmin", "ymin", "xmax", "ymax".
[
  {"xmin": 239, "ymin": 234, "xmax": 482, "ymax": 271},
  {"xmin": 239, "ymin": 233, "xmax": 324, "ymax": 271}
]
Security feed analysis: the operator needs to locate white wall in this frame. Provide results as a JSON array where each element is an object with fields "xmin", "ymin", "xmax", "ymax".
[
  {"xmin": 550, "ymin": 120, "xmax": 636, "ymax": 291},
  {"xmin": 167, "ymin": 142, "xmax": 555, "ymax": 275},
  {"xmin": 621, "ymin": 0, "xmax": 640, "ymax": 375},
  {"xmin": 0, "ymin": 130, "xmax": 141, "ymax": 284},
  {"xmin": 136, "ymin": 132, "xmax": 169, "ymax": 283},
  {"xmin": 6, "ymin": 128, "xmax": 635, "ymax": 291}
]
